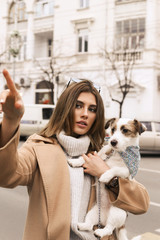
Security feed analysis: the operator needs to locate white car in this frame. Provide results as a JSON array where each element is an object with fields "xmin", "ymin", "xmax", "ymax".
[
  {"xmin": 20, "ymin": 104, "xmax": 55, "ymax": 137},
  {"xmin": 139, "ymin": 121, "xmax": 160, "ymax": 154},
  {"xmin": 0, "ymin": 104, "xmax": 54, "ymax": 138}
]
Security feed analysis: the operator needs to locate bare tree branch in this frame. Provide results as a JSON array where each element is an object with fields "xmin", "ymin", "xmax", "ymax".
[
  {"xmin": 103, "ymin": 43, "xmax": 139, "ymax": 117},
  {"xmin": 0, "ymin": 50, "xmax": 8, "ymax": 66}
]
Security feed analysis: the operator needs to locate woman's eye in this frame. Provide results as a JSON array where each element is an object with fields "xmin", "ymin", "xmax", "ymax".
[
  {"xmin": 89, "ymin": 107, "xmax": 97, "ymax": 113},
  {"xmin": 76, "ymin": 103, "xmax": 82, "ymax": 109}
]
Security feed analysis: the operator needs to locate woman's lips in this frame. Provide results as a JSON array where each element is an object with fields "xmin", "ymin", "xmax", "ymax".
[{"xmin": 76, "ymin": 121, "xmax": 87, "ymax": 128}]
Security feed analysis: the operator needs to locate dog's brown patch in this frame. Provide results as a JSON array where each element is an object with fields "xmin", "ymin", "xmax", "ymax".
[
  {"xmin": 120, "ymin": 119, "xmax": 144, "ymax": 137},
  {"xmin": 120, "ymin": 122, "xmax": 136, "ymax": 137},
  {"xmin": 110, "ymin": 119, "xmax": 118, "ymax": 135},
  {"xmin": 133, "ymin": 119, "xmax": 147, "ymax": 134},
  {"xmin": 105, "ymin": 118, "xmax": 117, "ymax": 129},
  {"xmin": 105, "ymin": 118, "xmax": 119, "ymax": 136},
  {"xmin": 105, "ymin": 118, "xmax": 146, "ymax": 137}
]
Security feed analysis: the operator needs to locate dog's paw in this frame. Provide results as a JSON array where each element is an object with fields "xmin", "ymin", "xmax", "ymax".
[
  {"xmin": 67, "ymin": 157, "xmax": 84, "ymax": 168},
  {"xmin": 77, "ymin": 222, "xmax": 93, "ymax": 231},
  {"xmin": 99, "ymin": 171, "xmax": 113, "ymax": 183},
  {"xmin": 94, "ymin": 228, "xmax": 112, "ymax": 238},
  {"xmin": 94, "ymin": 229, "xmax": 105, "ymax": 238},
  {"xmin": 98, "ymin": 145, "xmax": 112, "ymax": 160}
]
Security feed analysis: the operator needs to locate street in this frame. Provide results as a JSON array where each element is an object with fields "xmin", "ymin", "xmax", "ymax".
[
  {"xmin": 0, "ymin": 141, "xmax": 159, "ymax": 240},
  {"xmin": 126, "ymin": 154, "xmax": 160, "ymax": 239}
]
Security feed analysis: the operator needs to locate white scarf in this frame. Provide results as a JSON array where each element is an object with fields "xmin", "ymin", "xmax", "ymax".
[{"xmin": 56, "ymin": 131, "xmax": 97, "ymax": 240}]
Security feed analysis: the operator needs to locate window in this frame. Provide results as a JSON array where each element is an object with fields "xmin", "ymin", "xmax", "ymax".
[
  {"xmin": 36, "ymin": 80, "xmax": 54, "ymax": 104},
  {"xmin": 42, "ymin": 108, "xmax": 54, "ymax": 119},
  {"xmin": 116, "ymin": 18, "xmax": 145, "ymax": 51},
  {"xmin": 141, "ymin": 122, "xmax": 152, "ymax": 131},
  {"xmin": 72, "ymin": 18, "xmax": 93, "ymax": 54},
  {"xmin": 78, "ymin": 29, "xmax": 88, "ymax": 53},
  {"xmin": 80, "ymin": 0, "xmax": 89, "ymax": 8},
  {"xmin": 9, "ymin": 0, "xmax": 27, "ymax": 24},
  {"xmin": 18, "ymin": 35, "xmax": 27, "ymax": 61},
  {"xmin": 155, "ymin": 122, "xmax": 160, "ymax": 132},
  {"xmin": 18, "ymin": 1, "xmax": 27, "ymax": 21},
  {"xmin": 8, "ymin": 35, "xmax": 26, "ymax": 62},
  {"xmin": 48, "ymin": 39, "xmax": 53, "ymax": 57},
  {"xmin": 35, "ymin": 0, "xmax": 54, "ymax": 17}
]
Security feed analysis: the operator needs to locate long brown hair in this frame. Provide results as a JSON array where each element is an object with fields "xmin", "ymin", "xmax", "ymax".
[{"xmin": 40, "ymin": 80, "xmax": 105, "ymax": 151}]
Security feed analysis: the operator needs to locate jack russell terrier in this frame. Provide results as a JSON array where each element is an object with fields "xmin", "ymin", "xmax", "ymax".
[{"xmin": 68, "ymin": 118, "xmax": 146, "ymax": 240}]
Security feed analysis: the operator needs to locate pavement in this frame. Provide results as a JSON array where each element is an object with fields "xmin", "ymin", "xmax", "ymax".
[{"xmin": 132, "ymin": 232, "xmax": 160, "ymax": 240}]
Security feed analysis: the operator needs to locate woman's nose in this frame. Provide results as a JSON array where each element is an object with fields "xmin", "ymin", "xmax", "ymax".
[{"xmin": 82, "ymin": 107, "xmax": 88, "ymax": 117}]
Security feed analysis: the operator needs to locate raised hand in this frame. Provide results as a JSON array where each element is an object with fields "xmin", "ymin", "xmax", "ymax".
[
  {"xmin": 0, "ymin": 69, "xmax": 24, "ymax": 146},
  {"xmin": 0, "ymin": 69, "xmax": 24, "ymax": 121}
]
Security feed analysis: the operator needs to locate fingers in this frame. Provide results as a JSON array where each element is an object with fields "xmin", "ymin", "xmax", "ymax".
[
  {"xmin": 82, "ymin": 152, "xmax": 110, "ymax": 177},
  {"xmin": 0, "ymin": 89, "xmax": 10, "ymax": 112},
  {"xmin": 2, "ymin": 69, "xmax": 24, "ymax": 110},
  {"xmin": 82, "ymin": 152, "xmax": 98, "ymax": 163},
  {"xmin": 3, "ymin": 69, "xmax": 18, "ymax": 95},
  {"xmin": 82, "ymin": 153, "xmax": 89, "ymax": 162},
  {"xmin": 14, "ymin": 99, "xmax": 23, "ymax": 109},
  {"xmin": 0, "ymin": 99, "xmax": 4, "ymax": 112},
  {"xmin": 82, "ymin": 153, "xmax": 96, "ymax": 170},
  {"xmin": 82, "ymin": 153, "xmax": 97, "ymax": 176}
]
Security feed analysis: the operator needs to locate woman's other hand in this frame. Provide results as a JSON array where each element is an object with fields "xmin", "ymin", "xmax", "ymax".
[{"xmin": 82, "ymin": 151, "xmax": 110, "ymax": 178}]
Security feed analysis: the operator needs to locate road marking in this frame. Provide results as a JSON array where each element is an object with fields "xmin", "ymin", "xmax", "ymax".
[
  {"xmin": 132, "ymin": 232, "xmax": 160, "ymax": 240},
  {"xmin": 139, "ymin": 168, "xmax": 160, "ymax": 174},
  {"xmin": 131, "ymin": 236, "xmax": 141, "ymax": 240},
  {"xmin": 138, "ymin": 168, "xmax": 160, "ymax": 207},
  {"xmin": 150, "ymin": 201, "xmax": 160, "ymax": 207}
]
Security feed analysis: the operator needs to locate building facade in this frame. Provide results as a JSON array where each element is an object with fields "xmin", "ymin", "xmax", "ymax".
[{"xmin": 0, "ymin": 0, "xmax": 160, "ymax": 120}]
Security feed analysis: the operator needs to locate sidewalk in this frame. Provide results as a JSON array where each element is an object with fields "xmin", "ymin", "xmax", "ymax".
[{"xmin": 133, "ymin": 232, "xmax": 160, "ymax": 240}]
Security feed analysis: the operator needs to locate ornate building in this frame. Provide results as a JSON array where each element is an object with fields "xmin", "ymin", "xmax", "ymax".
[{"xmin": 0, "ymin": 0, "xmax": 160, "ymax": 120}]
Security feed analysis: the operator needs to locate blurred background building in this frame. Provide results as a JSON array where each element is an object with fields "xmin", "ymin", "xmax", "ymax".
[{"xmin": 0, "ymin": 0, "xmax": 160, "ymax": 120}]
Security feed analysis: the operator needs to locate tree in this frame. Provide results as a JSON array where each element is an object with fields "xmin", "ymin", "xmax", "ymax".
[
  {"xmin": 34, "ymin": 57, "xmax": 56, "ymax": 104},
  {"xmin": 34, "ymin": 54, "xmax": 78, "ymax": 104},
  {"xmin": 103, "ymin": 46, "xmax": 140, "ymax": 117}
]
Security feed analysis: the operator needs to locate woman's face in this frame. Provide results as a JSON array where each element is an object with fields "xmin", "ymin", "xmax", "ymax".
[{"xmin": 73, "ymin": 92, "xmax": 97, "ymax": 136}]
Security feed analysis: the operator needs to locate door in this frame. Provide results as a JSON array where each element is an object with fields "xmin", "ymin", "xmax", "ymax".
[{"xmin": 139, "ymin": 121, "xmax": 155, "ymax": 151}]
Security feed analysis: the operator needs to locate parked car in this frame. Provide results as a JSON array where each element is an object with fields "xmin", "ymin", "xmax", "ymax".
[
  {"xmin": 20, "ymin": 104, "xmax": 55, "ymax": 137},
  {"xmin": 139, "ymin": 121, "xmax": 160, "ymax": 154}
]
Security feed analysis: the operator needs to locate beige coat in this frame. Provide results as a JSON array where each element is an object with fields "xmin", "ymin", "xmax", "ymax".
[{"xmin": 0, "ymin": 129, "xmax": 149, "ymax": 240}]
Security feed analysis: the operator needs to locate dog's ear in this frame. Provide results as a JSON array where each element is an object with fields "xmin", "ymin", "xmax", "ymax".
[
  {"xmin": 105, "ymin": 118, "xmax": 116, "ymax": 129},
  {"xmin": 133, "ymin": 119, "xmax": 147, "ymax": 135}
]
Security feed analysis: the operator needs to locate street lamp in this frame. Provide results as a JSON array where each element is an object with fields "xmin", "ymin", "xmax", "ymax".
[{"xmin": 9, "ymin": 30, "xmax": 22, "ymax": 81}]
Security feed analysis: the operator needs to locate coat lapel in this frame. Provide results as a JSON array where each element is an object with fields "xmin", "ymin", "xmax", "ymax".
[{"xmin": 33, "ymin": 143, "xmax": 71, "ymax": 239}]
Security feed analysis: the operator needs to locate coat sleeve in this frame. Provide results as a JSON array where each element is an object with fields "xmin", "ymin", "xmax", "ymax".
[
  {"xmin": 107, "ymin": 177, "xmax": 150, "ymax": 215},
  {"xmin": 0, "ymin": 127, "xmax": 37, "ymax": 188}
]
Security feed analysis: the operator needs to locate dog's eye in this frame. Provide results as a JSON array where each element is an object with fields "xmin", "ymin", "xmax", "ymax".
[
  {"xmin": 111, "ymin": 128, "xmax": 115, "ymax": 134},
  {"xmin": 122, "ymin": 128, "xmax": 129, "ymax": 133}
]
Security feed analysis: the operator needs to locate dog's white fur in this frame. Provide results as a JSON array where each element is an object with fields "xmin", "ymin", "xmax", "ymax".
[{"xmin": 68, "ymin": 118, "xmax": 146, "ymax": 239}]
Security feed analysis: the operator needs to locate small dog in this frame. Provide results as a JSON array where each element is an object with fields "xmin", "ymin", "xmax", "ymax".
[{"xmin": 68, "ymin": 118, "xmax": 146, "ymax": 240}]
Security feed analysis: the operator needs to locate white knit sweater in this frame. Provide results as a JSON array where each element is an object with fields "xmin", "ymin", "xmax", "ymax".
[{"xmin": 56, "ymin": 131, "xmax": 97, "ymax": 240}]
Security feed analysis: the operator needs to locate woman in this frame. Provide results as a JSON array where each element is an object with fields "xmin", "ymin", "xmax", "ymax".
[{"xmin": 0, "ymin": 69, "xmax": 149, "ymax": 240}]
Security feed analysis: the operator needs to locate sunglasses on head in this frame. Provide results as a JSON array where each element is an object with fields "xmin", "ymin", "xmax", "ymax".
[{"xmin": 67, "ymin": 77, "xmax": 101, "ymax": 93}]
